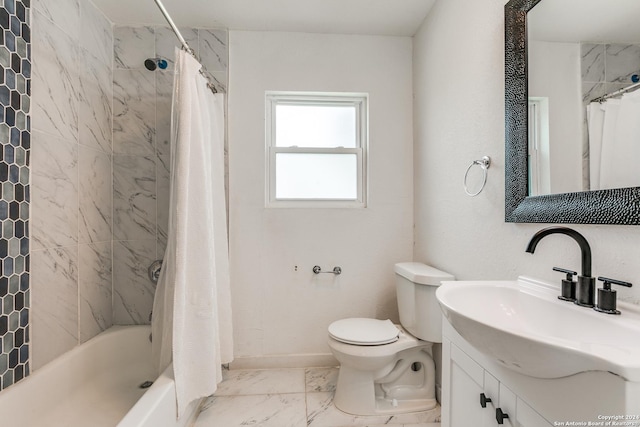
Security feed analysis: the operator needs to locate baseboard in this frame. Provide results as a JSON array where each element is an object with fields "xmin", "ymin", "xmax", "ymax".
[{"xmin": 229, "ymin": 353, "xmax": 338, "ymax": 370}]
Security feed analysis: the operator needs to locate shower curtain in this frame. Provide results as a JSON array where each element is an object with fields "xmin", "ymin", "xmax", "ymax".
[
  {"xmin": 587, "ymin": 89, "xmax": 640, "ymax": 190},
  {"xmin": 152, "ymin": 48, "xmax": 233, "ymax": 418},
  {"xmin": 586, "ymin": 102, "xmax": 605, "ymax": 190}
]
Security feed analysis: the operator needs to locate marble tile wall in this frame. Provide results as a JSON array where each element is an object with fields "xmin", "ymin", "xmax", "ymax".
[
  {"xmin": 581, "ymin": 43, "xmax": 640, "ymax": 103},
  {"xmin": 0, "ymin": 0, "xmax": 30, "ymax": 391},
  {"xmin": 30, "ymin": 0, "xmax": 113, "ymax": 371},
  {"xmin": 112, "ymin": 25, "xmax": 227, "ymax": 325}
]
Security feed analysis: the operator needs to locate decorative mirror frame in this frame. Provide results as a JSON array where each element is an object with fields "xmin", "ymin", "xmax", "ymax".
[{"xmin": 504, "ymin": 0, "xmax": 640, "ymax": 224}]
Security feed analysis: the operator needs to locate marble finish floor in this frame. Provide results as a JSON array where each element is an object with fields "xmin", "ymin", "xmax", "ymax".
[{"xmin": 193, "ymin": 367, "xmax": 441, "ymax": 427}]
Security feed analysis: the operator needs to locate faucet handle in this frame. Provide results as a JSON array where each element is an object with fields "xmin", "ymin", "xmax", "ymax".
[
  {"xmin": 552, "ymin": 267, "xmax": 577, "ymax": 280},
  {"xmin": 553, "ymin": 267, "xmax": 577, "ymax": 302},
  {"xmin": 594, "ymin": 277, "xmax": 633, "ymax": 315},
  {"xmin": 597, "ymin": 276, "xmax": 633, "ymax": 290}
]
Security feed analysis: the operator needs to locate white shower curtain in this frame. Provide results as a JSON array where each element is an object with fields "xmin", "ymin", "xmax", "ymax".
[
  {"xmin": 152, "ymin": 48, "xmax": 233, "ymax": 418},
  {"xmin": 588, "ymin": 89, "xmax": 640, "ymax": 190},
  {"xmin": 586, "ymin": 102, "xmax": 605, "ymax": 190},
  {"xmin": 607, "ymin": 89, "xmax": 640, "ymax": 189},
  {"xmin": 598, "ymin": 98, "xmax": 622, "ymax": 190}
]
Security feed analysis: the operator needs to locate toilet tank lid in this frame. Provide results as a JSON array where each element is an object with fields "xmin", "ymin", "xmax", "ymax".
[{"xmin": 394, "ymin": 262, "xmax": 454, "ymax": 286}]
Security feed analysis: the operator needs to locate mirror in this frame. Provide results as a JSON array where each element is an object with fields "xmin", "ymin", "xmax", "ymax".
[
  {"xmin": 527, "ymin": 0, "xmax": 640, "ymax": 196},
  {"xmin": 504, "ymin": 0, "xmax": 640, "ymax": 224}
]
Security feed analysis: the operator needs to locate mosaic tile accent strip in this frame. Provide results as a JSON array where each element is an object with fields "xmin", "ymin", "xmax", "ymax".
[{"xmin": 0, "ymin": 0, "xmax": 31, "ymax": 391}]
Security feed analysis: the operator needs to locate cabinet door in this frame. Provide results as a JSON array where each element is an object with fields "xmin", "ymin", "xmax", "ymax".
[
  {"xmin": 449, "ymin": 344, "xmax": 487, "ymax": 427},
  {"xmin": 516, "ymin": 398, "xmax": 553, "ymax": 427},
  {"xmin": 483, "ymin": 372, "xmax": 500, "ymax": 425},
  {"xmin": 497, "ymin": 383, "xmax": 516, "ymax": 427}
]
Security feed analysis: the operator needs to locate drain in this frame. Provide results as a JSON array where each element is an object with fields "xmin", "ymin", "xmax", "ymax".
[
  {"xmin": 411, "ymin": 362, "xmax": 422, "ymax": 372},
  {"xmin": 139, "ymin": 381, "xmax": 154, "ymax": 389}
]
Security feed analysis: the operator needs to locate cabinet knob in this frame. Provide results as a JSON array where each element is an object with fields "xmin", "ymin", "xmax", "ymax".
[
  {"xmin": 496, "ymin": 407, "xmax": 510, "ymax": 425},
  {"xmin": 479, "ymin": 393, "xmax": 492, "ymax": 408}
]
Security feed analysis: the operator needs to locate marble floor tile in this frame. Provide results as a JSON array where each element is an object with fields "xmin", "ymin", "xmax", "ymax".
[
  {"xmin": 195, "ymin": 393, "xmax": 307, "ymax": 427},
  {"xmin": 306, "ymin": 367, "xmax": 338, "ymax": 392},
  {"xmin": 329, "ymin": 425, "xmax": 438, "ymax": 427},
  {"xmin": 215, "ymin": 368, "xmax": 306, "ymax": 396},
  {"xmin": 194, "ymin": 367, "xmax": 441, "ymax": 427},
  {"xmin": 306, "ymin": 392, "xmax": 440, "ymax": 427}
]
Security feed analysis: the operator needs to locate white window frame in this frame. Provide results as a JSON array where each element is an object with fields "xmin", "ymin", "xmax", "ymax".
[
  {"xmin": 265, "ymin": 91, "xmax": 368, "ymax": 208},
  {"xmin": 528, "ymin": 97, "xmax": 551, "ymax": 196}
]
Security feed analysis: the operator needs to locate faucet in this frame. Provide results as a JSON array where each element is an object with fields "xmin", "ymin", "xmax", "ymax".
[{"xmin": 525, "ymin": 226, "xmax": 595, "ymax": 307}]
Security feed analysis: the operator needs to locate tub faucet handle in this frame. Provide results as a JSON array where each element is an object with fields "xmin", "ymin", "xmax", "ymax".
[{"xmin": 148, "ymin": 260, "xmax": 163, "ymax": 284}]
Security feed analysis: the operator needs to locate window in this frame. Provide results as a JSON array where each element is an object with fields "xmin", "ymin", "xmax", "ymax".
[
  {"xmin": 528, "ymin": 98, "xmax": 550, "ymax": 196},
  {"xmin": 265, "ymin": 92, "xmax": 368, "ymax": 207}
]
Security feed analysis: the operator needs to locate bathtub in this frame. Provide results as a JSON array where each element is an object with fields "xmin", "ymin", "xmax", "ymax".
[{"xmin": 0, "ymin": 325, "xmax": 202, "ymax": 427}]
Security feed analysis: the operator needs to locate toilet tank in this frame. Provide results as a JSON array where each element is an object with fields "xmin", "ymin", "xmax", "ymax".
[{"xmin": 394, "ymin": 262, "xmax": 454, "ymax": 343}]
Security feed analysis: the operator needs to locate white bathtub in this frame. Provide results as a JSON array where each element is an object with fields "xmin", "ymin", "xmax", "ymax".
[{"xmin": 0, "ymin": 325, "xmax": 202, "ymax": 427}]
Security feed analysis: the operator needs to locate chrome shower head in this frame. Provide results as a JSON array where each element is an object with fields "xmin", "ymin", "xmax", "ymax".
[{"xmin": 144, "ymin": 57, "xmax": 168, "ymax": 71}]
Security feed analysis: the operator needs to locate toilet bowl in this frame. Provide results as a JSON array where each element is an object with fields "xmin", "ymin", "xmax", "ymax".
[{"xmin": 327, "ymin": 263, "xmax": 454, "ymax": 416}]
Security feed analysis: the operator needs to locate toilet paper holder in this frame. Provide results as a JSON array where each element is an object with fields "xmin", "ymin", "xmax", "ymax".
[{"xmin": 313, "ymin": 265, "xmax": 342, "ymax": 275}]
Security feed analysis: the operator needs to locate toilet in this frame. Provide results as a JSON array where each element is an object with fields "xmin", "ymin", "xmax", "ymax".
[{"xmin": 327, "ymin": 262, "xmax": 454, "ymax": 416}]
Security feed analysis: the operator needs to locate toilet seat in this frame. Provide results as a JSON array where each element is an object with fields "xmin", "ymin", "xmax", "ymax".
[{"xmin": 328, "ymin": 318, "xmax": 400, "ymax": 345}]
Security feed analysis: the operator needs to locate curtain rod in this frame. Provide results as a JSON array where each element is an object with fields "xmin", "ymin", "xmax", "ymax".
[
  {"xmin": 152, "ymin": 0, "xmax": 220, "ymax": 93},
  {"xmin": 591, "ymin": 81, "xmax": 640, "ymax": 104}
]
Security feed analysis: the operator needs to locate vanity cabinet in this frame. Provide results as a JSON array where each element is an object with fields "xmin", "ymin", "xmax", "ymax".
[
  {"xmin": 441, "ymin": 318, "xmax": 640, "ymax": 426},
  {"xmin": 447, "ymin": 340, "xmax": 494, "ymax": 426},
  {"xmin": 444, "ymin": 337, "xmax": 551, "ymax": 427}
]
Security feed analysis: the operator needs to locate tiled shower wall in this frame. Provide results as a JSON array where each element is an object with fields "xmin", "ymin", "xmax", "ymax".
[
  {"xmin": 0, "ymin": 0, "xmax": 30, "ymax": 390},
  {"xmin": 581, "ymin": 43, "xmax": 640, "ymax": 102},
  {"xmin": 29, "ymin": 0, "xmax": 113, "ymax": 370},
  {"xmin": 1, "ymin": 3, "xmax": 228, "ymax": 388},
  {"xmin": 112, "ymin": 26, "xmax": 227, "ymax": 324}
]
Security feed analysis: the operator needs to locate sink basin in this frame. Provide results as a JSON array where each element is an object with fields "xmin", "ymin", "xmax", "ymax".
[{"xmin": 436, "ymin": 277, "xmax": 640, "ymax": 380}]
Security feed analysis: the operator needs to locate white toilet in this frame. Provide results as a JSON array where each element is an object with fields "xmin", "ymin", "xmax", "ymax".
[{"xmin": 327, "ymin": 262, "xmax": 454, "ymax": 416}]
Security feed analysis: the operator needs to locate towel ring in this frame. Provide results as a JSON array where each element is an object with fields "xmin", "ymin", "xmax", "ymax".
[{"xmin": 464, "ymin": 156, "xmax": 491, "ymax": 197}]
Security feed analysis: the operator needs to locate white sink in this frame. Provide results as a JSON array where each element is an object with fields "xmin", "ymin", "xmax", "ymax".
[{"xmin": 436, "ymin": 277, "xmax": 640, "ymax": 380}]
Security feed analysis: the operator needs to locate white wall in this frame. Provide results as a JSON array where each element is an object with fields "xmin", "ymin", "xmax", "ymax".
[
  {"xmin": 529, "ymin": 40, "xmax": 583, "ymax": 194},
  {"xmin": 413, "ymin": 0, "xmax": 640, "ymax": 302},
  {"xmin": 228, "ymin": 31, "xmax": 414, "ymax": 366}
]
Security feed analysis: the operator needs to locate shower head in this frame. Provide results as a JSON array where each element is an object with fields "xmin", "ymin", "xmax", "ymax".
[{"xmin": 144, "ymin": 57, "xmax": 168, "ymax": 71}]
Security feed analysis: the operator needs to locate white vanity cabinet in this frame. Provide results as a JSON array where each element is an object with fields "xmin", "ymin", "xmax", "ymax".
[
  {"xmin": 443, "ymin": 336, "xmax": 551, "ymax": 427},
  {"xmin": 441, "ymin": 318, "xmax": 640, "ymax": 426},
  {"xmin": 516, "ymin": 397, "xmax": 554, "ymax": 427},
  {"xmin": 446, "ymin": 339, "xmax": 495, "ymax": 426}
]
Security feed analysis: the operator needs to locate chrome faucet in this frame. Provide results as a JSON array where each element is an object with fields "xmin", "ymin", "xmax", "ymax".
[{"xmin": 526, "ymin": 227, "xmax": 595, "ymax": 307}]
